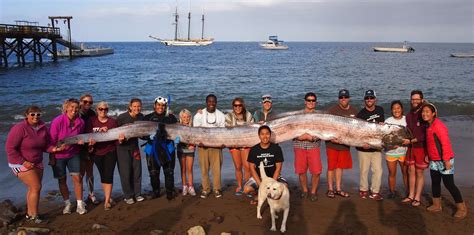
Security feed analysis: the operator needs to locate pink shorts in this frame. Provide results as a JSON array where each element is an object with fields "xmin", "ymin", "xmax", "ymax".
[
  {"xmin": 9, "ymin": 162, "xmax": 44, "ymax": 177},
  {"xmin": 294, "ymin": 148, "xmax": 322, "ymax": 174},
  {"xmin": 229, "ymin": 147, "xmax": 250, "ymax": 153},
  {"xmin": 406, "ymin": 147, "xmax": 428, "ymax": 169},
  {"xmin": 326, "ymin": 148, "xmax": 352, "ymax": 170}
]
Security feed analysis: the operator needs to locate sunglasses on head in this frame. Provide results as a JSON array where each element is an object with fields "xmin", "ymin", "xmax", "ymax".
[
  {"xmin": 98, "ymin": 107, "xmax": 109, "ymax": 112},
  {"xmin": 82, "ymin": 100, "xmax": 93, "ymax": 105},
  {"xmin": 233, "ymin": 104, "xmax": 243, "ymax": 107},
  {"xmin": 29, "ymin": 113, "xmax": 41, "ymax": 117},
  {"xmin": 339, "ymin": 96, "xmax": 349, "ymax": 99},
  {"xmin": 305, "ymin": 99, "xmax": 316, "ymax": 103},
  {"xmin": 365, "ymin": 97, "xmax": 375, "ymax": 100}
]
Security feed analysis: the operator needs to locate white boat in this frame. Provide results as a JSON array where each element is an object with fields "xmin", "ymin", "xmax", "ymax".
[
  {"xmin": 149, "ymin": 3, "xmax": 213, "ymax": 46},
  {"xmin": 372, "ymin": 41, "xmax": 415, "ymax": 53},
  {"xmin": 57, "ymin": 43, "xmax": 114, "ymax": 57},
  {"xmin": 260, "ymin": 36, "xmax": 288, "ymax": 50},
  {"xmin": 450, "ymin": 53, "xmax": 474, "ymax": 58}
]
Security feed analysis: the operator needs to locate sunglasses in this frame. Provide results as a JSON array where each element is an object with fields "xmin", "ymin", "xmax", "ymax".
[
  {"xmin": 82, "ymin": 100, "xmax": 93, "ymax": 105},
  {"xmin": 339, "ymin": 96, "xmax": 349, "ymax": 99},
  {"xmin": 98, "ymin": 108, "xmax": 109, "ymax": 112},
  {"xmin": 29, "ymin": 113, "xmax": 41, "ymax": 117},
  {"xmin": 305, "ymin": 99, "xmax": 317, "ymax": 103},
  {"xmin": 365, "ymin": 97, "xmax": 375, "ymax": 100},
  {"xmin": 233, "ymin": 104, "xmax": 243, "ymax": 107}
]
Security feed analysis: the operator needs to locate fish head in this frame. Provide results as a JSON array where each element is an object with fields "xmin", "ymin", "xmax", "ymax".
[{"xmin": 382, "ymin": 124, "xmax": 410, "ymax": 150}]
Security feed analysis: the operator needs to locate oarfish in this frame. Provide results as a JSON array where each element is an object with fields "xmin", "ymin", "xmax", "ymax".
[{"xmin": 61, "ymin": 113, "xmax": 409, "ymax": 150}]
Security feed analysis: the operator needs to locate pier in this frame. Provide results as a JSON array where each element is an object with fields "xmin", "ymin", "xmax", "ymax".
[{"xmin": 0, "ymin": 16, "xmax": 75, "ymax": 68}]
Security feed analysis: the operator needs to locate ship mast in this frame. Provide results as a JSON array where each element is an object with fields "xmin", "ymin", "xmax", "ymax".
[
  {"xmin": 201, "ymin": 7, "xmax": 205, "ymax": 40},
  {"xmin": 187, "ymin": 0, "xmax": 191, "ymax": 40},
  {"xmin": 173, "ymin": 5, "xmax": 179, "ymax": 41}
]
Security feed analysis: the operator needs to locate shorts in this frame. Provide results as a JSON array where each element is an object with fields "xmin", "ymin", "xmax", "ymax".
[
  {"xmin": 294, "ymin": 147, "xmax": 322, "ymax": 174},
  {"xmin": 326, "ymin": 148, "xmax": 352, "ymax": 170},
  {"xmin": 229, "ymin": 147, "xmax": 250, "ymax": 153},
  {"xmin": 178, "ymin": 151, "xmax": 195, "ymax": 159},
  {"xmin": 9, "ymin": 162, "xmax": 44, "ymax": 177},
  {"xmin": 429, "ymin": 158, "xmax": 455, "ymax": 175},
  {"xmin": 385, "ymin": 155, "xmax": 406, "ymax": 162},
  {"xmin": 406, "ymin": 147, "xmax": 428, "ymax": 169},
  {"xmin": 52, "ymin": 154, "xmax": 81, "ymax": 179},
  {"xmin": 91, "ymin": 151, "xmax": 117, "ymax": 184},
  {"xmin": 244, "ymin": 176, "xmax": 288, "ymax": 191}
]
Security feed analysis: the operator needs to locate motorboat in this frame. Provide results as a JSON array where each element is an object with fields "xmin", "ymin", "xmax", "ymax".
[
  {"xmin": 372, "ymin": 41, "xmax": 415, "ymax": 53},
  {"xmin": 56, "ymin": 43, "xmax": 114, "ymax": 57},
  {"xmin": 260, "ymin": 36, "xmax": 288, "ymax": 50},
  {"xmin": 450, "ymin": 53, "xmax": 474, "ymax": 58}
]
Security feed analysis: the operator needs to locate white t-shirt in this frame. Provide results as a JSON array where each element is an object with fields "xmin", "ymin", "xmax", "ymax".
[
  {"xmin": 384, "ymin": 116, "xmax": 408, "ymax": 157},
  {"xmin": 193, "ymin": 108, "xmax": 225, "ymax": 128}
]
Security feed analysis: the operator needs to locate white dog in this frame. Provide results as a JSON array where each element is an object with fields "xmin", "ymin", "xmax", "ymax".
[{"xmin": 256, "ymin": 161, "xmax": 290, "ymax": 233}]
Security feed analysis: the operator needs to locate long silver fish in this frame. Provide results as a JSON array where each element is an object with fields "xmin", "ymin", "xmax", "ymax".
[{"xmin": 61, "ymin": 113, "xmax": 409, "ymax": 150}]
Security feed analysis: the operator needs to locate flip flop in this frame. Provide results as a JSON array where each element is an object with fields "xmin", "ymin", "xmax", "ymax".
[
  {"xmin": 327, "ymin": 190, "xmax": 335, "ymax": 198},
  {"xmin": 234, "ymin": 189, "xmax": 243, "ymax": 196},
  {"xmin": 246, "ymin": 193, "xmax": 254, "ymax": 198},
  {"xmin": 402, "ymin": 197, "xmax": 414, "ymax": 203},
  {"xmin": 250, "ymin": 199, "xmax": 258, "ymax": 206},
  {"xmin": 411, "ymin": 199, "xmax": 421, "ymax": 207},
  {"xmin": 335, "ymin": 190, "xmax": 350, "ymax": 198}
]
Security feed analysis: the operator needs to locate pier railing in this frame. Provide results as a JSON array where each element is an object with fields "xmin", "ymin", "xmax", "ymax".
[{"xmin": 0, "ymin": 24, "xmax": 61, "ymax": 38}]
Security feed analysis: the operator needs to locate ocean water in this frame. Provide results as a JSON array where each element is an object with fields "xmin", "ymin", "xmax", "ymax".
[{"xmin": 0, "ymin": 42, "xmax": 473, "ymax": 202}]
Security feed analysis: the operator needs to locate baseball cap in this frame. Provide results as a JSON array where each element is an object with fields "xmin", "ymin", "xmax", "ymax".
[
  {"xmin": 261, "ymin": 94, "xmax": 272, "ymax": 103},
  {"xmin": 364, "ymin": 90, "xmax": 376, "ymax": 99},
  {"xmin": 338, "ymin": 89, "xmax": 350, "ymax": 98}
]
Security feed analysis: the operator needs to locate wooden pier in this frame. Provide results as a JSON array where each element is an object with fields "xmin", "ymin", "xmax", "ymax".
[{"xmin": 0, "ymin": 17, "xmax": 75, "ymax": 68}]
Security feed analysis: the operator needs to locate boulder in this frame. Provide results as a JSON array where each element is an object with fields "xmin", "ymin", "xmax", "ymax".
[{"xmin": 187, "ymin": 225, "xmax": 205, "ymax": 235}]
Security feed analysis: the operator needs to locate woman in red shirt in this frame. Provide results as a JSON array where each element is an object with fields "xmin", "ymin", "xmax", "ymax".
[{"xmin": 422, "ymin": 103, "xmax": 466, "ymax": 220}]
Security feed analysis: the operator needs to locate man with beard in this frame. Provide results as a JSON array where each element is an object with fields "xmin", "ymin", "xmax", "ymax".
[
  {"xmin": 401, "ymin": 90, "xmax": 428, "ymax": 207},
  {"xmin": 325, "ymin": 89, "xmax": 358, "ymax": 199},
  {"xmin": 356, "ymin": 90, "xmax": 385, "ymax": 201},
  {"xmin": 143, "ymin": 96, "xmax": 178, "ymax": 200},
  {"xmin": 193, "ymin": 94, "xmax": 226, "ymax": 199}
]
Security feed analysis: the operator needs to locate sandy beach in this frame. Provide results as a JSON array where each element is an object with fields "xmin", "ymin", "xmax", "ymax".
[{"xmin": 2, "ymin": 117, "xmax": 473, "ymax": 234}]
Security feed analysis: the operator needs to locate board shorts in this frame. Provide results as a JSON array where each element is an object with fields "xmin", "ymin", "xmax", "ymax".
[
  {"xmin": 294, "ymin": 147, "xmax": 322, "ymax": 174},
  {"xmin": 406, "ymin": 147, "xmax": 428, "ymax": 169},
  {"xmin": 326, "ymin": 148, "xmax": 352, "ymax": 170},
  {"xmin": 385, "ymin": 155, "xmax": 406, "ymax": 162},
  {"xmin": 429, "ymin": 158, "xmax": 455, "ymax": 175}
]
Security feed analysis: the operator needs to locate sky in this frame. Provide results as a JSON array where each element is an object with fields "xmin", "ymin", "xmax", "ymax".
[{"xmin": 1, "ymin": 0, "xmax": 473, "ymax": 42}]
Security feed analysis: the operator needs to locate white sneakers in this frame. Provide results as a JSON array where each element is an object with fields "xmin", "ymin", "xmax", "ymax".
[
  {"xmin": 135, "ymin": 195, "xmax": 145, "ymax": 202},
  {"xmin": 63, "ymin": 200, "xmax": 72, "ymax": 214},
  {"xmin": 183, "ymin": 185, "xmax": 196, "ymax": 196},
  {"xmin": 124, "ymin": 198, "xmax": 135, "ymax": 205},
  {"xmin": 76, "ymin": 200, "xmax": 87, "ymax": 215},
  {"xmin": 63, "ymin": 200, "xmax": 87, "ymax": 215}
]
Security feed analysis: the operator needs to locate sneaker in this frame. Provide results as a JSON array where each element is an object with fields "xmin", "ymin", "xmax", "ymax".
[
  {"xmin": 26, "ymin": 215, "xmax": 47, "ymax": 224},
  {"xmin": 200, "ymin": 191, "xmax": 210, "ymax": 199},
  {"xmin": 188, "ymin": 186, "xmax": 196, "ymax": 196},
  {"xmin": 359, "ymin": 191, "xmax": 369, "ymax": 199},
  {"xmin": 124, "ymin": 198, "xmax": 135, "ymax": 205},
  {"xmin": 76, "ymin": 201, "xmax": 87, "ymax": 215},
  {"xmin": 214, "ymin": 190, "xmax": 222, "ymax": 198},
  {"xmin": 369, "ymin": 193, "xmax": 384, "ymax": 201},
  {"xmin": 88, "ymin": 194, "xmax": 100, "ymax": 205},
  {"xmin": 182, "ymin": 185, "xmax": 189, "ymax": 196},
  {"xmin": 63, "ymin": 201, "xmax": 72, "ymax": 214},
  {"xmin": 135, "ymin": 195, "xmax": 145, "ymax": 202}
]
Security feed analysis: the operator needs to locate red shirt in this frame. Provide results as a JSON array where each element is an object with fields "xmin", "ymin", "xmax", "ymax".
[
  {"xmin": 5, "ymin": 120, "xmax": 50, "ymax": 164},
  {"xmin": 406, "ymin": 109, "xmax": 426, "ymax": 148},
  {"xmin": 86, "ymin": 116, "xmax": 118, "ymax": 156},
  {"xmin": 426, "ymin": 118, "xmax": 454, "ymax": 161}
]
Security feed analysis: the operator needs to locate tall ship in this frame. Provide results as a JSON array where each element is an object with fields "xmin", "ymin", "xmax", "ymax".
[{"xmin": 149, "ymin": 2, "xmax": 213, "ymax": 46}]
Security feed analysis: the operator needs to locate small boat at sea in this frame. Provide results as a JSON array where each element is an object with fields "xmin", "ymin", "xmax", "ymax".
[
  {"xmin": 372, "ymin": 41, "xmax": 415, "ymax": 53},
  {"xmin": 260, "ymin": 36, "xmax": 289, "ymax": 50},
  {"xmin": 56, "ymin": 43, "xmax": 114, "ymax": 57},
  {"xmin": 450, "ymin": 53, "xmax": 474, "ymax": 58},
  {"xmin": 149, "ymin": 2, "xmax": 213, "ymax": 46}
]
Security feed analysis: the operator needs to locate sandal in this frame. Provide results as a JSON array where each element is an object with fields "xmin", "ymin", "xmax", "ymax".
[
  {"xmin": 402, "ymin": 197, "xmax": 414, "ymax": 203},
  {"xmin": 250, "ymin": 199, "xmax": 258, "ymax": 206},
  {"xmin": 411, "ymin": 200, "xmax": 421, "ymax": 207},
  {"xmin": 310, "ymin": 193, "xmax": 318, "ymax": 202},
  {"xmin": 301, "ymin": 192, "xmax": 308, "ymax": 199},
  {"xmin": 234, "ymin": 188, "xmax": 243, "ymax": 196},
  {"xmin": 327, "ymin": 190, "xmax": 335, "ymax": 198},
  {"xmin": 335, "ymin": 190, "xmax": 350, "ymax": 198}
]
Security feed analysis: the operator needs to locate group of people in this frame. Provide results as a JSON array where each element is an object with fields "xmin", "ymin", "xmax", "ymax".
[{"xmin": 5, "ymin": 89, "xmax": 467, "ymax": 224}]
